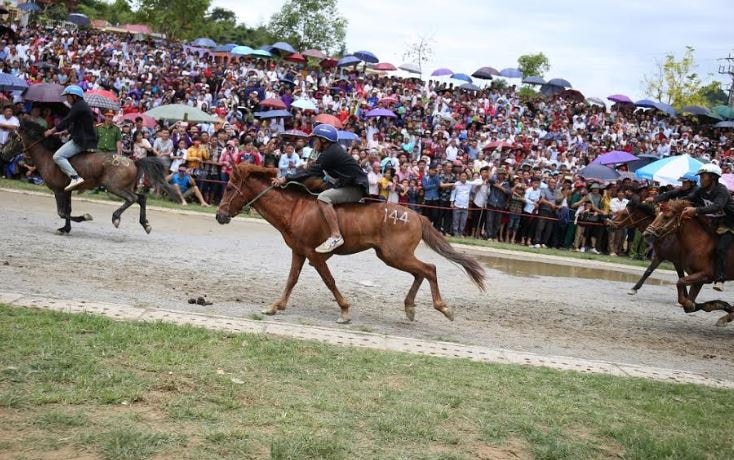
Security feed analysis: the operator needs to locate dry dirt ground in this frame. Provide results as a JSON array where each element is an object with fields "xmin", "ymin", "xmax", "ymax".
[{"xmin": 1, "ymin": 190, "xmax": 732, "ymax": 380}]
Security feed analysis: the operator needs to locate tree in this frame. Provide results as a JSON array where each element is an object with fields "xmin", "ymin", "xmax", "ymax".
[
  {"xmin": 209, "ymin": 7, "xmax": 236, "ymax": 23},
  {"xmin": 402, "ymin": 35, "xmax": 434, "ymax": 76},
  {"xmin": 642, "ymin": 47, "xmax": 722, "ymax": 109},
  {"xmin": 267, "ymin": 0, "xmax": 347, "ymax": 55},
  {"xmin": 136, "ymin": 0, "xmax": 211, "ymax": 40},
  {"xmin": 698, "ymin": 81, "xmax": 728, "ymax": 107},
  {"xmin": 517, "ymin": 53, "xmax": 550, "ymax": 78}
]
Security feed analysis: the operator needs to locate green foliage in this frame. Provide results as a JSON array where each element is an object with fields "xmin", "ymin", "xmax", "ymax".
[
  {"xmin": 136, "ymin": 0, "xmax": 211, "ymax": 40},
  {"xmin": 517, "ymin": 52, "xmax": 550, "ymax": 78},
  {"xmin": 43, "ymin": 3, "xmax": 69, "ymax": 22},
  {"xmin": 77, "ymin": 0, "xmax": 137, "ymax": 26},
  {"xmin": 699, "ymin": 81, "xmax": 729, "ymax": 107},
  {"xmin": 517, "ymin": 86, "xmax": 540, "ymax": 102},
  {"xmin": 267, "ymin": 0, "xmax": 347, "ymax": 54}
]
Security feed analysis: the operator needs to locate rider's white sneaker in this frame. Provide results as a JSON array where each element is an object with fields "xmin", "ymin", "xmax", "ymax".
[
  {"xmin": 315, "ymin": 235, "xmax": 344, "ymax": 253},
  {"xmin": 64, "ymin": 176, "xmax": 85, "ymax": 192},
  {"xmin": 713, "ymin": 281, "xmax": 724, "ymax": 292}
]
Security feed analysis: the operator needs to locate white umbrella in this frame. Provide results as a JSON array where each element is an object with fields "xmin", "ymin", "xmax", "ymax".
[{"xmin": 291, "ymin": 99, "xmax": 318, "ymax": 112}]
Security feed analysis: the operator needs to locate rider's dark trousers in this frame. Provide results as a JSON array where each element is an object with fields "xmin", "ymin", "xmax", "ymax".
[{"xmin": 715, "ymin": 231, "xmax": 734, "ymax": 282}]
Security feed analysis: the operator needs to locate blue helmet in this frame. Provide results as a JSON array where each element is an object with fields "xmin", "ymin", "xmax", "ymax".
[
  {"xmin": 61, "ymin": 85, "xmax": 84, "ymax": 98},
  {"xmin": 311, "ymin": 123, "xmax": 338, "ymax": 143},
  {"xmin": 679, "ymin": 173, "xmax": 698, "ymax": 183}
]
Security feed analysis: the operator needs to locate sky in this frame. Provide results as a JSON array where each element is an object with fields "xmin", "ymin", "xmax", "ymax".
[{"xmin": 213, "ymin": 0, "xmax": 733, "ymax": 101}]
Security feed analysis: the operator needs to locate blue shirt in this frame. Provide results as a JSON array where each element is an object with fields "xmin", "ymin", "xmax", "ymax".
[
  {"xmin": 422, "ymin": 174, "xmax": 441, "ymax": 201},
  {"xmin": 170, "ymin": 173, "xmax": 190, "ymax": 193}
]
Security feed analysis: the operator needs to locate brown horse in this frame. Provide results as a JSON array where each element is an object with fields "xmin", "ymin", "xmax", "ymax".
[
  {"xmin": 215, "ymin": 163, "xmax": 486, "ymax": 324},
  {"xmin": 14, "ymin": 120, "xmax": 174, "ymax": 235},
  {"xmin": 644, "ymin": 199, "xmax": 734, "ymax": 326},
  {"xmin": 609, "ymin": 201, "xmax": 699, "ymax": 300}
]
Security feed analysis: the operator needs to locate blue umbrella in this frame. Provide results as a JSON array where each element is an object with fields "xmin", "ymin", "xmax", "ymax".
[
  {"xmin": 627, "ymin": 154, "xmax": 660, "ymax": 172},
  {"xmin": 540, "ymin": 84, "xmax": 563, "ymax": 97},
  {"xmin": 191, "ymin": 37, "xmax": 217, "ymax": 48},
  {"xmin": 67, "ymin": 13, "xmax": 90, "ymax": 27},
  {"xmin": 213, "ymin": 43, "xmax": 238, "ymax": 52},
  {"xmin": 635, "ymin": 154, "xmax": 703, "ymax": 186},
  {"xmin": 18, "ymin": 2, "xmax": 41, "ymax": 12},
  {"xmin": 353, "ymin": 50, "xmax": 379, "ymax": 63},
  {"xmin": 715, "ymin": 121, "xmax": 734, "ymax": 128},
  {"xmin": 681, "ymin": 105, "xmax": 711, "ymax": 117},
  {"xmin": 547, "ymin": 78, "xmax": 572, "ymax": 88},
  {"xmin": 271, "ymin": 42, "xmax": 296, "ymax": 54},
  {"xmin": 450, "ymin": 73, "xmax": 472, "ymax": 83},
  {"xmin": 249, "ymin": 49, "xmax": 272, "ymax": 58},
  {"xmin": 338, "ymin": 131, "xmax": 359, "ymax": 141},
  {"xmin": 337, "ymin": 56, "xmax": 361, "ymax": 67},
  {"xmin": 0, "ymin": 73, "xmax": 28, "ymax": 91},
  {"xmin": 254, "ymin": 110, "xmax": 292, "ymax": 119},
  {"xmin": 635, "ymin": 99, "xmax": 658, "ymax": 109},
  {"xmin": 230, "ymin": 46, "xmax": 253, "ymax": 56},
  {"xmin": 459, "ymin": 83, "xmax": 481, "ymax": 92},
  {"xmin": 499, "ymin": 68, "xmax": 523, "ymax": 78},
  {"xmin": 522, "ymin": 76, "xmax": 546, "ymax": 85},
  {"xmin": 586, "ymin": 97, "xmax": 606, "ymax": 107},
  {"xmin": 653, "ymin": 102, "xmax": 676, "ymax": 117},
  {"xmin": 578, "ymin": 164, "xmax": 620, "ymax": 181}
]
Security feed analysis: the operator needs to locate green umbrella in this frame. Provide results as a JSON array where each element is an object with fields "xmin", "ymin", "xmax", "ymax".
[
  {"xmin": 144, "ymin": 104, "xmax": 217, "ymax": 123},
  {"xmin": 713, "ymin": 105, "xmax": 734, "ymax": 120}
]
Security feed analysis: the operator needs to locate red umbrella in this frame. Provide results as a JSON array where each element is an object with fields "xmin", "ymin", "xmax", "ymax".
[
  {"xmin": 302, "ymin": 49, "xmax": 327, "ymax": 60},
  {"xmin": 314, "ymin": 113, "xmax": 343, "ymax": 128},
  {"xmin": 379, "ymin": 96, "xmax": 399, "ymax": 106},
  {"xmin": 373, "ymin": 62, "xmax": 397, "ymax": 71},
  {"xmin": 23, "ymin": 83, "xmax": 64, "ymax": 103},
  {"xmin": 260, "ymin": 98, "xmax": 287, "ymax": 110},
  {"xmin": 86, "ymin": 89, "xmax": 119, "ymax": 101},
  {"xmin": 483, "ymin": 140, "xmax": 514, "ymax": 150},
  {"xmin": 121, "ymin": 112, "xmax": 157, "ymax": 128},
  {"xmin": 285, "ymin": 52, "xmax": 306, "ymax": 63},
  {"xmin": 320, "ymin": 57, "xmax": 338, "ymax": 68}
]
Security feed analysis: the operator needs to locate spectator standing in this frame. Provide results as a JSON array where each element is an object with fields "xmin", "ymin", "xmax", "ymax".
[
  {"xmin": 533, "ymin": 177, "xmax": 558, "ymax": 248},
  {"xmin": 95, "ymin": 109, "xmax": 122, "ymax": 154},
  {"xmin": 422, "ymin": 164, "xmax": 441, "ymax": 227},
  {"xmin": 450, "ymin": 172, "xmax": 472, "ymax": 237},
  {"xmin": 485, "ymin": 170, "xmax": 511, "ymax": 241},
  {"xmin": 609, "ymin": 188, "xmax": 629, "ymax": 256}
]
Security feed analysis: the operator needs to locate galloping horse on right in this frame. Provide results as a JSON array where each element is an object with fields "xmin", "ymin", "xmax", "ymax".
[{"xmin": 644, "ymin": 199, "xmax": 734, "ymax": 326}]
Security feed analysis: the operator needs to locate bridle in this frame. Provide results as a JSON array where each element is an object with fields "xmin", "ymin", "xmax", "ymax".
[
  {"xmin": 646, "ymin": 211, "xmax": 683, "ymax": 241},
  {"xmin": 613, "ymin": 207, "xmax": 653, "ymax": 230},
  {"xmin": 219, "ymin": 178, "xmax": 276, "ymax": 216}
]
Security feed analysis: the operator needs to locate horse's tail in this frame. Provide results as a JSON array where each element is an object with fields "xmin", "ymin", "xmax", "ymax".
[
  {"xmin": 136, "ymin": 157, "xmax": 177, "ymax": 197},
  {"xmin": 420, "ymin": 216, "xmax": 486, "ymax": 291}
]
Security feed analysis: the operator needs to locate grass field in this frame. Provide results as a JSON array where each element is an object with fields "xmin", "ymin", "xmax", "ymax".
[{"xmin": 1, "ymin": 305, "xmax": 732, "ymax": 459}]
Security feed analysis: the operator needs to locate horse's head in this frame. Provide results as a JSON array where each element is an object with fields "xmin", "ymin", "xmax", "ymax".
[
  {"xmin": 216, "ymin": 163, "xmax": 277, "ymax": 225},
  {"xmin": 610, "ymin": 201, "xmax": 655, "ymax": 230},
  {"xmin": 643, "ymin": 199, "xmax": 688, "ymax": 243},
  {"xmin": 0, "ymin": 131, "xmax": 22, "ymax": 162},
  {"xmin": 17, "ymin": 119, "xmax": 61, "ymax": 155}
]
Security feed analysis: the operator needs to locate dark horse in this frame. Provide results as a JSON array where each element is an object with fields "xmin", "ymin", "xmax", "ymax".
[
  {"xmin": 644, "ymin": 199, "xmax": 734, "ymax": 326},
  {"xmin": 14, "ymin": 120, "xmax": 174, "ymax": 234},
  {"xmin": 215, "ymin": 164, "xmax": 486, "ymax": 324},
  {"xmin": 609, "ymin": 201, "xmax": 702, "ymax": 301}
]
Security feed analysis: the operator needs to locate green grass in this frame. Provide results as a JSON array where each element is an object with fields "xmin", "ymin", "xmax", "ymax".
[{"xmin": 1, "ymin": 305, "xmax": 732, "ymax": 459}]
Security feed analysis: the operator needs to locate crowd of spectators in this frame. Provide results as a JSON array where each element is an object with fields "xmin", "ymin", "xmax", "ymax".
[{"xmin": 1, "ymin": 23, "xmax": 733, "ymax": 258}]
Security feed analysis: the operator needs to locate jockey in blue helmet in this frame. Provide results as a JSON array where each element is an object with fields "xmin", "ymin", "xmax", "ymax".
[
  {"xmin": 272, "ymin": 123, "xmax": 369, "ymax": 253},
  {"xmin": 44, "ymin": 85, "xmax": 98, "ymax": 191}
]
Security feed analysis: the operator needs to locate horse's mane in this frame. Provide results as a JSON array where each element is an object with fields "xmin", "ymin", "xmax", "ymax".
[
  {"xmin": 627, "ymin": 200, "xmax": 656, "ymax": 217},
  {"xmin": 666, "ymin": 199, "xmax": 693, "ymax": 214},
  {"xmin": 665, "ymin": 199, "xmax": 717, "ymax": 237},
  {"xmin": 235, "ymin": 163, "xmax": 277, "ymax": 179},
  {"xmin": 19, "ymin": 119, "xmax": 62, "ymax": 152},
  {"xmin": 235, "ymin": 163, "xmax": 326, "ymax": 197}
]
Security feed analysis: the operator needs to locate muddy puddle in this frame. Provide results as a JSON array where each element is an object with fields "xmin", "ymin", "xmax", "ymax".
[{"xmin": 476, "ymin": 254, "xmax": 671, "ymax": 286}]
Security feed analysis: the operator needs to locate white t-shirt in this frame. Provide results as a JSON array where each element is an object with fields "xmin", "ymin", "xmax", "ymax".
[{"xmin": 0, "ymin": 115, "xmax": 20, "ymax": 145}]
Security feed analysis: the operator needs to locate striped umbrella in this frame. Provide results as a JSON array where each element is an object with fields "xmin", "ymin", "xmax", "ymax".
[
  {"xmin": 86, "ymin": 89, "xmax": 119, "ymax": 101},
  {"xmin": 23, "ymin": 83, "xmax": 64, "ymax": 103},
  {"xmin": 0, "ymin": 73, "xmax": 28, "ymax": 91},
  {"xmin": 635, "ymin": 154, "xmax": 704, "ymax": 186},
  {"xmin": 83, "ymin": 93, "xmax": 120, "ymax": 111}
]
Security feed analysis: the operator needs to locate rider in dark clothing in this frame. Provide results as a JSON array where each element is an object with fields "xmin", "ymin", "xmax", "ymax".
[
  {"xmin": 654, "ymin": 175, "xmax": 699, "ymax": 203},
  {"xmin": 681, "ymin": 164, "xmax": 734, "ymax": 291}
]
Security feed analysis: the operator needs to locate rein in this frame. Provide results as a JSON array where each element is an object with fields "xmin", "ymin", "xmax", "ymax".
[
  {"xmin": 648, "ymin": 213, "xmax": 683, "ymax": 240},
  {"xmin": 615, "ymin": 208, "xmax": 653, "ymax": 230},
  {"xmin": 221, "ymin": 179, "xmax": 320, "ymax": 216}
]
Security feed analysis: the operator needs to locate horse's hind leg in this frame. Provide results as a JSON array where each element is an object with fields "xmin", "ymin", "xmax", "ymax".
[
  {"xmin": 310, "ymin": 258, "xmax": 351, "ymax": 324},
  {"xmin": 137, "ymin": 193, "xmax": 152, "ymax": 234},
  {"xmin": 692, "ymin": 300, "xmax": 734, "ymax": 327},
  {"xmin": 264, "ymin": 252, "xmax": 306, "ymax": 315},
  {"xmin": 53, "ymin": 191, "xmax": 71, "ymax": 234},
  {"xmin": 107, "ymin": 188, "xmax": 137, "ymax": 228}
]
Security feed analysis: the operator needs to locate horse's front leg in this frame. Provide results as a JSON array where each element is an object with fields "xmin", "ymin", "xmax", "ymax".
[
  {"xmin": 137, "ymin": 193, "xmax": 152, "ymax": 234},
  {"xmin": 54, "ymin": 191, "xmax": 72, "ymax": 235},
  {"xmin": 310, "ymin": 256, "xmax": 351, "ymax": 324},
  {"xmin": 678, "ymin": 272, "xmax": 713, "ymax": 313},
  {"xmin": 263, "ymin": 252, "xmax": 306, "ymax": 315}
]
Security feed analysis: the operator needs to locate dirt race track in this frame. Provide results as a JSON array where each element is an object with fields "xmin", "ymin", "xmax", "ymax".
[{"xmin": 1, "ymin": 190, "xmax": 732, "ymax": 381}]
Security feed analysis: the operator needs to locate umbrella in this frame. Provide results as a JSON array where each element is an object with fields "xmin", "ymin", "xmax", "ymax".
[
  {"xmin": 450, "ymin": 73, "xmax": 472, "ymax": 83},
  {"xmin": 540, "ymin": 84, "xmax": 563, "ymax": 97},
  {"xmin": 721, "ymin": 174, "xmax": 734, "ymax": 192},
  {"xmin": 254, "ymin": 110, "xmax": 292, "ymax": 119},
  {"xmin": 431, "ymin": 68, "xmax": 454, "ymax": 77},
  {"xmin": 337, "ymin": 56, "xmax": 360, "ymax": 67},
  {"xmin": 379, "ymin": 96, "xmax": 399, "ymax": 105},
  {"xmin": 338, "ymin": 131, "xmax": 359, "ymax": 141},
  {"xmin": 635, "ymin": 154, "xmax": 704, "ymax": 186},
  {"xmin": 0, "ymin": 73, "xmax": 28, "ymax": 91},
  {"xmin": 499, "ymin": 68, "xmax": 523, "ymax": 78},
  {"xmin": 459, "ymin": 83, "xmax": 481, "ymax": 92},
  {"xmin": 260, "ymin": 98, "xmax": 286, "ymax": 110},
  {"xmin": 285, "ymin": 52, "xmax": 306, "ymax": 63},
  {"xmin": 280, "ymin": 129, "xmax": 309, "ymax": 138},
  {"xmin": 353, "ymin": 50, "xmax": 379, "ymax": 63},
  {"xmin": 627, "ymin": 154, "xmax": 660, "ymax": 173},
  {"xmin": 18, "ymin": 3, "xmax": 41, "ymax": 12},
  {"xmin": 715, "ymin": 121, "xmax": 734, "ymax": 129},
  {"xmin": 608, "ymin": 94, "xmax": 633, "ymax": 104},
  {"xmin": 373, "ymin": 62, "xmax": 397, "ymax": 71},
  {"xmin": 191, "ymin": 37, "xmax": 217, "ymax": 48},
  {"xmin": 230, "ymin": 46, "xmax": 253, "ymax": 56},
  {"xmin": 86, "ymin": 89, "xmax": 118, "ymax": 102},
  {"xmin": 483, "ymin": 140, "xmax": 514, "ymax": 150},
  {"xmin": 291, "ymin": 99, "xmax": 317, "ymax": 112},
  {"xmin": 314, "ymin": 113, "xmax": 343, "ymax": 128},
  {"xmin": 592, "ymin": 151, "xmax": 639, "ymax": 165},
  {"xmin": 399, "ymin": 63, "xmax": 421, "ymax": 74},
  {"xmin": 365, "ymin": 108, "xmax": 396, "ymax": 118},
  {"xmin": 249, "ymin": 49, "xmax": 272, "ymax": 58},
  {"xmin": 522, "ymin": 76, "xmax": 546, "ymax": 85},
  {"xmin": 121, "ymin": 112, "xmax": 156, "ymax": 128},
  {"xmin": 653, "ymin": 101, "xmax": 676, "ymax": 117},
  {"xmin": 145, "ymin": 104, "xmax": 217, "ymax": 123},
  {"xmin": 84, "ymin": 93, "xmax": 120, "ymax": 111},
  {"xmin": 271, "ymin": 42, "xmax": 296, "ymax": 54},
  {"xmin": 578, "ymin": 164, "xmax": 620, "ymax": 181},
  {"xmin": 472, "ymin": 67, "xmax": 499, "ymax": 79},
  {"xmin": 320, "ymin": 57, "xmax": 338, "ymax": 68},
  {"xmin": 23, "ymin": 83, "xmax": 64, "ymax": 103},
  {"xmin": 681, "ymin": 105, "xmax": 711, "ymax": 116},
  {"xmin": 635, "ymin": 99, "xmax": 658, "ymax": 109},
  {"xmin": 302, "ymin": 49, "xmax": 327, "ymax": 60},
  {"xmin": 557, "ymin": 89, "xmax": 585, "ymax": 102},
  {"xmin": 213, "ymin": 43, "xmax": 237, "ymax": 52},
  {"xmin": 586, "ymin": 97, "xmax": 606, "ymax": 107},
  {"xmin": 67, "ymin": 13, "xmax": 90, "ymax": 27},
  {"xmin": 547, "ymin": 78, "xmax": 572, "ymax": 88},
  {"xmin": 713, "ymin": 105, "xmax": 734, "ymax": 120}
]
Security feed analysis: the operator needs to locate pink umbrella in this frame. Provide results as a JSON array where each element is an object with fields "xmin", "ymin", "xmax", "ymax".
[
  {"xmin": 314, "ymin": 113, "xmax": 343, "ymax": 128},
  {"xmin": 379, "ymin": 96, "xmax": 399, "ymax": 105},
  {"xmin": 721, "ymin": 174, "xmax": 734, "ymax": 192},
  {"xmin": 285, "ymin": 52, "xmax": 306, "ymax": 63},
  {"xmin": 373, "ymin": 62, "xmax": 397, "ymax": 71},
  {"xmin": 302, "ymin": 49, "xmax": 327, "ymax": 60},
  {"xmin": 86, "ymin": 89, "xmax": 119, "ymax": 101},
  {"xmin": 23, "ymin": 83, "xmax": 64, "ymax": 103},
  {"xmin": 122, "ymin": 112, "xmax": 157, "ymax": 128},
  {"xmin": 260, "ymin": 98, "xmax": 287, "ymax": 110}
]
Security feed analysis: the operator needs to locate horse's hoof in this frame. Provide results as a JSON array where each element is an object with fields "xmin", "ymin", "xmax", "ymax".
[
  {"xmin": 144, "ymin": 225, "xmax": 152, "ymax": 234},
  {"xmin": 55, "ymin": 229, "xmax": 69, "ymax": 235},
  {"xmin": 405, "ymin": 305, "xmax": 416, "ymax": 321},
  {"xmin": 715, "ymin": 315, "xmax": 731, "ymax": 327},
  {"xmin": 83, "ymin": 214, "xmax": 93, "ymax": 221},
  {"xmin": 627, "ymin": 289, "xmax": 637, "ymax": 296},
  {"xmin": 262, "ymin": 309, "xmax": 277, "ymax": 316},
  {"xmin": 336, "ymin": 317, "xmax": 351, "ymax": 324},
  {"xmin": 682, "ymin": 302, "xmax": 696, "ymax": 314},
  {"xmin": 440, "ymin": 306, "xmax": 455, "ymax": 321},
  {"xmin": 112, "ymin": 218, "xmax": 120, "ymax": 228}
]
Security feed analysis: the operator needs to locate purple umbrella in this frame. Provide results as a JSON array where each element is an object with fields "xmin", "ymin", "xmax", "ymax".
[
  {"xmin": 522, "ymin": 76, "xmax": 546, "ymax": 85},
  {"xmin": 608, "ymin": 94, "xmax": 633, "ymax": 104},
  {"xmin": 592, "ymin": 150, "xmax": 639, "ymax": 165},
  {"xmin": 499, "ymin": 68, "xmax": 523, "ymax": 78},
  {"xmin": 578, "ymin": 164, "xmax": 620, "ymax": 181},
  {"xmin": 472, "ymin": 67, "xmax": 499, "ymax": 79},
  {"xmin": 431, "ymin": 68, "xmax": 454, "ymax": 77},
  {"xmin": 547, "ymin": 78, "xmax": 572, "ymax": 88},
  {"xmin": 23, "ymin": 83, "xmax": 64, "ymax": 103},
  {"xmin": 635, "ymin": 99, "xmax": 658, "ymax": 109},
  {"xmin": 365, "ymin": 108, "xmax": 396, "ymax": 118},
  {"xmin": 353, "ymin": 50, "xmax": 379, "ymax": 63}
]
